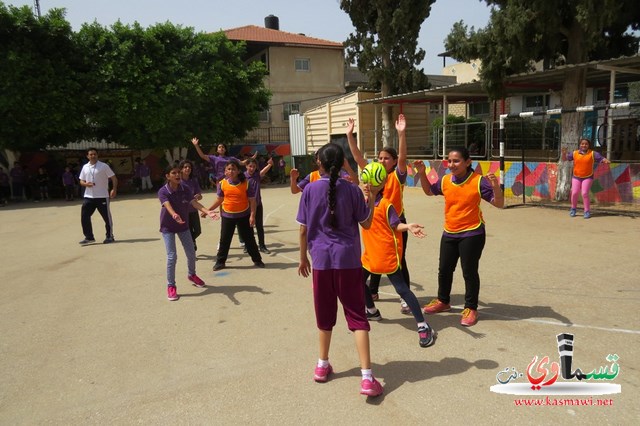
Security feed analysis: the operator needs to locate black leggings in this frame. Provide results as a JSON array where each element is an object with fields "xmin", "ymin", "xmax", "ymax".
[
  {"xmin": 216, "ymin": 215, "xmax": 261, "ymax": 264},
  {"xmin": 188, "ymin": 211, "xmax": 201, "ymax": 243},
  {"xmin": 363, "ymin": 269, "xmax": 424, "ymax": 324},
  {"xmin": 437, "ymin": 233, "xmax": 486, "ymax": 310}
]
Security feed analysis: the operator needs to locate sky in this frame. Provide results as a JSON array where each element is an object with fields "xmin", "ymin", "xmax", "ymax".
[{"xmin": 7, "ymin": 0, "xmax": 492, "ymax": 75}]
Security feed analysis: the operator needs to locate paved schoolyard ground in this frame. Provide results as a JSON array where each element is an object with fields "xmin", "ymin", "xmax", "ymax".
[{"xmin": 1, "ymin": 184, "xmax": 638, "ymax": 424}]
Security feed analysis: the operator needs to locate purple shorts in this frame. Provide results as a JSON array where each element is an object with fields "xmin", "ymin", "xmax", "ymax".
[{"xmin": 312, "ymin": 268, "xmax": 370, "ymax": 332}]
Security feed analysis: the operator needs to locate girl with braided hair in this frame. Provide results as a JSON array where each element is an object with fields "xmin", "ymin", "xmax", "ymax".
[{"xmin": 296, "ymin": 142, "xmax": 384, "ymax": 398}]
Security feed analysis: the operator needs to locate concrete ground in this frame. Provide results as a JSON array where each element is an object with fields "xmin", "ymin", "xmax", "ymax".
[{"xmin": 1, "ymin": 185, "xmax": 638, "ymax": 425}]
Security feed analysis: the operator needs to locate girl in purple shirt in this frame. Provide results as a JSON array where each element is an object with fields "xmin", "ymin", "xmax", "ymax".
[
  {"xmin": 158, "ymin": 165, "xmax": 216, "ymax": 301},
  {"xmin": 191, "ymin": 137, "xmax": 255, "ymax": 183},
  {"xmin": 296, "ymin": 142, "xmax": 383, "ymax": 398},
  {"xmin": 179, "ymin": 159, "xmax": 204, "ymax": 252}
]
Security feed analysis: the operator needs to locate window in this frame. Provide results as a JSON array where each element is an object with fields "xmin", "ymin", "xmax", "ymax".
[
  {"xmin": 595, "ymin": 86, "xmax": 629, "ymax": 104},
  {"xmin": 295, "ymin": 58, "xmax": 310, "ymax": 72},
  {"xmin": 469, "ymin": 102, "xmax": 490, "ymax": 116},
  {"xmin": 283, "ymin": 103, "xmax": 300, "ymax": 121},
  {"xmin": 523, "ymin": 94, "xmax": 550, "ymax": 112},
  {"xmin": 258, "ymin": 108, "xmax": 270, "ymax": 122},
  {"xmin": 429, "ymin": 103, "xmax": 443, "ymax": 115}
]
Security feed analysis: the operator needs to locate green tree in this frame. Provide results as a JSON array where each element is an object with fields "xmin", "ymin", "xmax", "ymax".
[
  {"xmin": 77, "ymin": 22, "xmax": 270, "ymax": 162},
  {"xmin": 0, "ymin": 3, "xmax": 86, "ymax": 162},
  {"xmin": 340, "ymin": 0, "xmax": 435, "ymax": 144},
  {"xmin": 444, "ymin": 0, "xmax": 640, "ymax": 199}
]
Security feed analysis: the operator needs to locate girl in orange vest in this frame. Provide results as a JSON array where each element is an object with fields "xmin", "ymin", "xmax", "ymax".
[
  {"xmin": 360, "ymin": 178, "xmax": 435, "ymax": 348},
  {"xmin": 413, "ymin": 147, "xmax": 503, "ymax": 327},
  {"xmin": 206, "ymin": 160, "xmax": 264, "ymax": 271},
  {"xmin": 561, "ymin": 138, "xmax": 610, "ymax": 219},
  {"xmin": 347, "ymin": 114, "xmax": 412, "ymax": 313}
]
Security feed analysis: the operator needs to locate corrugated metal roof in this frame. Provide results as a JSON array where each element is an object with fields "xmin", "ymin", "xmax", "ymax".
[
  {"xmin": 359, "ymin": 54, "xmax": 640, "ymax": 104},
  {"xmin": 224, "ymin": 25, "xmax": 343, "ymax": 49}
]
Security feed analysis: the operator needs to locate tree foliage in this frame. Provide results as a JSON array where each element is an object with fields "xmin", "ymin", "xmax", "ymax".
[
  {"xmin": 445, "ymin": 0, "xmax": 640, "ymax": 99},
  {"xmin": 0, "ymin": 2, "xmax": 270, "ymax": 154},
  {"xmin": 77, "ymin": 22, "xmax": 270, "ymax": 150},
  {"xmin": 340, "ymin": 0, "xmax": 435, "ymax": 142},
  {"xmin": 341, "ymin": 0, "xmax": 435, "ymax": 95},
  {"xmin": 0, "ymin": 3, "xmax": 86, "ymax": 151}
]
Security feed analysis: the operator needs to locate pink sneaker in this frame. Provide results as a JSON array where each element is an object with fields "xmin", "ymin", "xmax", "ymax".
[
  {"xmin": 313, "ymin": 363, "xmax": 333, "ymax": 382},
  {"xmin": 188, "ymin": 274, "xmax": 206, "ymax": 288},
  {"xmin": 360, "ymin": 377, "xmax": 383, "ymax": 397},
  {"xmin": 167, "ymin": 286, "xmax": 179, "ymax": 301}
]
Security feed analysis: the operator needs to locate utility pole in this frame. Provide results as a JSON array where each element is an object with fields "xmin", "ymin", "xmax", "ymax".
[{"xmin": 33, "ymin": 0, "xmax": 41, "ymax": 18}]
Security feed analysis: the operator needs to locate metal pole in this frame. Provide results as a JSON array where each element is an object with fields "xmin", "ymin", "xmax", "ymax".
[
  {"xmin": 499, "ymin": 114, "xmax": 505, "ymax": 194},
  {"xmin": 607, "ymin": 70, "xmax": 615, "ymax": 161}
]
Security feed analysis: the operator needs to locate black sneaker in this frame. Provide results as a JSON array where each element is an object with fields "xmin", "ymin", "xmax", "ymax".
[
  {"xmin": 366, "ymin": 309, "xmax": 382, "ymax": 321},
  {"xmin": 259, "ymin": 246, "xmax": 271, "ymax": 254},
  {"xmin": 254, "ymin": 261, "xmax": 265, "ymax": 268},
  {"xmin": 79, "ymin": 238, "xmax": 96, "ymax": 245},
  {"xmin": 103, "ymin": 236, "xmax": 115, "ymax": 244},
  {"xmin": 213, "ymin": 262, "xmax": 225, "ymax": 271},
  {"xmin": 418, "ymin": 324, "xmax": 435, "ymax": 348}
]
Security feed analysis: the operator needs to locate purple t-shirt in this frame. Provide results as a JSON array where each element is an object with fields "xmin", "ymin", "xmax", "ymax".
[
  {"xmin": 216, "ymin": 178, "xmax": 257, "ymax": 219},
  {"xmin": 158, "ymin": 183, "xmax": 194, "ymax": 233},
  {"xmin": 429, "ymin": 171, "xmax": 494, "ymax": 238},
  {"xmin": 245, "ymin": 169, "xmax": 262, "ymax": 205},
  {"xmin": 180, "ymin": 177, "xmax": 202, "ymax": 212},
  {"xmin": 296, "ymin": 178, "xmax": 370, "ymax": 270},
  {"xmin": 207, "ymin": 155, "xmax": 235, "ymax": 181},
  {"xmin": 62, "ymin": 171, "xmax": 75, "ymax": 186}
]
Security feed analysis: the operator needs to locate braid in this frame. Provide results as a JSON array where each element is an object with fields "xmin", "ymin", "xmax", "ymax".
[
  {"xmin": 328, "ymin": 165, "xmax": 339, "ymax": 228},
  {"xmin": 317, "ymin": 142, "xmax": 345, "ymax": 229}
]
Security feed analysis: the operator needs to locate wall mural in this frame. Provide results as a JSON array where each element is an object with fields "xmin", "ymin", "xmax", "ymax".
[{"xmin": 405, "ymin": 161, "xmax": 640, "ymax": 207}]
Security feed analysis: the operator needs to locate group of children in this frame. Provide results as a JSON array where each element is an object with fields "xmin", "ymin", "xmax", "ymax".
[
  {"xmin": 158, "ymin": 139, "xmax": 271, "ymax": 301},
  {"xmin": 157, "ymin": 116, "xmax": 505, "ymax": 398},
  {"xmin": 294, "ymin": 114, "xmax": 504, "ymax": 398}
]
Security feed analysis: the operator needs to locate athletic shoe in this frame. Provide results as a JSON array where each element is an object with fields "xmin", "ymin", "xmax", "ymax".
[
  {"xmin": 460, "ymin": 308, "xmax": 478, "ymax": 326},
  {"xmin": 78, "ymin": 238, "xmax": 95, "ymax": 245},
  {"xmin": 243, "ymin": 246, "xmax": 248, "ymax": 254},
  {"xmin": 188, "ymin": 274, "xmax": 206, "ymax": 288},
  {"xmin": 360, "ymin": 377, "xmax": 383, "ymax": 397},
  {"xmin": 313, "ymin": 363, "xmax": 333, "ymax": 382},
  {"xmin": 400, "ymin": 299, "xmax": 411, "ymax": 315},
  {"xmin": 422, "ymin": 299, "xmax": 451, "ymax": 314},
  {"xmin": 103, "ymin": 236, "xmax": 115, "ymax": 244},
  {"xmin": 418, "ymin": 324, "xmax": 435, "ymax": 348},
  {"xmin": 167, "ymin": 286, "xmax": 179, "ymax": 301},
  {"xmin": 259, "ymin": 246, "xmax": 271, "ymax": 254},
  {"xmin": 371, "ymin": 293, "xmax": 379, "ymax": 301},
  {"xmin": 213, "ymin": 262, "xmax": 225, "ymax": 271},
  {"xmin": 569, "ymin": 208, "xmax": 576, "ymax": 217},
  {"xmin": 583, "ymin": 211, "xmax": 591, "ymax": 219},
  {"xmin": 254, "ymin": 261, "xmax": 265, "ymax": 268},
  {"xmin": 366, "ymin": 309, "xmax": 382, "ymax": 321}
]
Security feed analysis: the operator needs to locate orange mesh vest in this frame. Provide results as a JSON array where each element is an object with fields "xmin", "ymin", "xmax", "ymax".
[
  {"xmin": 383, "ymin": 170, "xmax": 404, "ymax": 215},
  {"xmin": 310, "ymin": 170, "xmax": 321, "ymax": 182},
  {"xmin": 442, "ymin": 173, "xmax": 484, "ymax": 233},
  {"xmin": 220, "ymin": 180, "xmax": 249, "ymax": 214},
  {"xmin": 572, "ymin": 150, "xmax": 595, "ymax": 178},
  {"xmin": 361, "ymin": 197, "xmax": 403, "ymax": 274}
]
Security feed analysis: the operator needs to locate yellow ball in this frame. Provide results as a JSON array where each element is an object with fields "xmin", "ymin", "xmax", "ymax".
[{"xmin": 360, "ymin": 162, "xmax": 387, "ymax": 186}]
